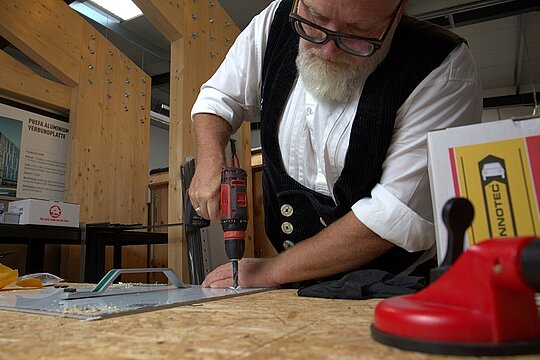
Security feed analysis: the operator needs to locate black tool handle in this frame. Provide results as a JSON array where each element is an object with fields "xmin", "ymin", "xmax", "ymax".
[
  {"xmin": 440, "ymin": 198, "xmax": 475, "ymax": 267},
  {"xmin": 430, "ymin": 198, "xmax": 474, "ymax": 283}
]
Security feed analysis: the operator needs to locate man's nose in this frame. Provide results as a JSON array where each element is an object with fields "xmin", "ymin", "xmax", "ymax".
[{"xmin": 320, "ymin": 38, "xmax": 342, "ymax": 57}]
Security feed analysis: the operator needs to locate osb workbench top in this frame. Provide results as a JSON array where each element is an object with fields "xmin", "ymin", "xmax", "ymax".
[{"xmin": 0, "ymin": 289, "xmax": 537, "ymax": 360}]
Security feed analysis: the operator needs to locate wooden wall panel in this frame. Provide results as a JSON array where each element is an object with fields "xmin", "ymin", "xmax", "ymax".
[
  {"xmin": 132, "ymin": 0, "xmax": 183, "ymax": 43},
  {"xmin": 168, "ymin": 37, "xmax": 187, "ymax": 279},
  {"xmin": 0, "ymin": 0, "xmax": 248, "ymax": 281},
  {"xmin": 139, "ymin": 1, "xmax": 243, "ymax": 280},
  {"xmin": 65, "ymin": 23, "xmax": 150, "ymax": 224},
  {"xmin": 0, "ymin": 0, "xmax": 155, "ymax": 281},
  {"xmin": 148, "ymin": 173, "xmax": 169, "ymax": 283},
  {"xmin": 175, "ymin": 1, "xmax": 243, "ymax": 277},
  {"xmin": 0, "ymin": 50, "xmax": 70, "ymax": 112},
  {"xmin": 62, "ymin": 23, "xmax": 151, "ymax": 280},
  {"xmin": 0, "ymin": 0, "xmax": 151, "ymax": 227},
  {"xmin": 0, "ymin": 0, "xmax": 82, "ymax": 87}
]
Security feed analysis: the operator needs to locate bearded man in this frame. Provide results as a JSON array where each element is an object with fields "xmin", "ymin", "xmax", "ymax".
[{"xmin": 189, "ymin": 0, "xmax": 482, "ymax": 290}]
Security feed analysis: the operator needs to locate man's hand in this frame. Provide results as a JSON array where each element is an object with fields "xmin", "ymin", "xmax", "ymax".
[
  {"xmin": 203, "ymin": 212, "xmax": 395, "ymax": 288},
  {"xmin": 202, "ymin": 258, "xmax": 280, "ymax": 288},
  {"xmin": 189, "ymin": 114, "xmax": 233, "ymax": 221},
  {"xmin": 188, "ymin": 160, "xmax": 222, "ymax": 221}
]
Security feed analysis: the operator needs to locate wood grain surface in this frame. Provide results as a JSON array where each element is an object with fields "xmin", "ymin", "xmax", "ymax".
[{"xmin": 1, "ymin": 289, "xmax": 538, "ymax": 360}]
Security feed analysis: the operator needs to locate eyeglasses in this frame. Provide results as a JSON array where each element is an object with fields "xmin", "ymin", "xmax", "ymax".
[{"xmin": 289, "ymin": 0, "xmax": 404, "ymax": 57}]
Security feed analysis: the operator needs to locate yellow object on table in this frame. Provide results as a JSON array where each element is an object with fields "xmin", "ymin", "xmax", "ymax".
[
  {"xmin": 0, "ymin": 263, "xmax": 18, "ymax": 289},
  {"xmin": 0, "ymin": 263, "xmax": 43, "ymax": 289},
  {"xmin": 15, "ymin": 278, "xmax": 43, "ymax": 288}
]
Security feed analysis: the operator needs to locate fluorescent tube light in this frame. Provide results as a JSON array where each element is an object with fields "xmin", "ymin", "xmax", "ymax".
[
  {"xmin": 70, "ymin": 2, "xmax": 119, "ymax": 24},
  {"xmin": 88, "ymin": 0, "xmax": 143, "ymax": 21}
]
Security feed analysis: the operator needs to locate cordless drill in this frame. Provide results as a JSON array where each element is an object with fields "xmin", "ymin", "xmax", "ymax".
[{"xmin": 220, "ymin": 166, "xmax": 248, "ymax": 289}]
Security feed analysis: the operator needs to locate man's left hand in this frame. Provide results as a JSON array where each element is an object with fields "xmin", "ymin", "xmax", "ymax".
[{"xmin": 202, "ymin": 258, "xmax": 280, "ymax": 288}]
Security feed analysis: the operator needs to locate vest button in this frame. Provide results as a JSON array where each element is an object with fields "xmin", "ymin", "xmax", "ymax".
[
  {"xmin": 283, "ymin": 240, "xmax": 295, "ymax": 250},
  {"xmin": 280, "ymin": 204, "xmax": 293, "ymax": 217},
  {"xmin": 281, "ymin": 221, "xmax": 293, "ymax": 234}
]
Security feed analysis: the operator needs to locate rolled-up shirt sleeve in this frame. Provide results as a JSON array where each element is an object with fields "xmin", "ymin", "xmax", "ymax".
[
  {"xmin": 192, "ymin": 85, "xmax": 250, "ymax": 132},
  {"xmin": 352, "ymin": 43, "xmax": 483, "ymax": 252},
  {"xmin": 353, "ymin": 184, "xmax": 435, "ymax": 251}
]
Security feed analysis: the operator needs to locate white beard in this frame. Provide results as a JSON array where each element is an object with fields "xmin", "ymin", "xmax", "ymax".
[{"xmin": 296, "ymin": 46, "xmax": 386, "ymax": 103}]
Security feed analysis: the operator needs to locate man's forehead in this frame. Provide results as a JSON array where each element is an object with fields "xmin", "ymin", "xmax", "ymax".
[{"xmin": 302, "ymin": 0, "xmax": 398, "ymax": 16}]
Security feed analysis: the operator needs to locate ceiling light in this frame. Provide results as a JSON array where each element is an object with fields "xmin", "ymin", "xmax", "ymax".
[
  {"xmin": 69, "ymin": 2, "xmax": 119, "ymax": 24},
  {"xmin": 88, "ymin": 0, "xmax": 143, "ymax": 21}
]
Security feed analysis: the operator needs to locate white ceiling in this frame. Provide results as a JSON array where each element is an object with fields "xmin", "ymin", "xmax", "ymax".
[{"xmin": 456, "ymin": 12, "xmax": 539, "ymax": 95}]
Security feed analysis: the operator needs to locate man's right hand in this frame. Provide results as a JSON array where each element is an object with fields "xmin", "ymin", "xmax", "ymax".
[
  {"xmin": 189, "ymin": 113, "xmax": 234, "ymax": 221},
  {"xmin": 188, "ymin": 158, "xmax": 222, "ymax": 221}
]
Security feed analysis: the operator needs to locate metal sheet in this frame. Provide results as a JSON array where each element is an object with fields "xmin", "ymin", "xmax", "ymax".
[{"xmin": 0, "ymin": 285, "xmax": 268, "ymax": 320}]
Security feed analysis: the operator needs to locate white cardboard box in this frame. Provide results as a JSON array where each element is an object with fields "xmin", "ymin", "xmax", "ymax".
[
  {"xmin": 8, "ymin": 199, "xmax": 80, "ymax": 227},
  {"xmin": 427, "ymin": 116, "xmax": 540, "ymax": 264}
]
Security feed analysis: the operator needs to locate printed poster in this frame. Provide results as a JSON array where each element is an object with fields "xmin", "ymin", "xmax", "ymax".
[{"xmin": 0, "ymin": 103, "xmax": 68, "ymax": 201}]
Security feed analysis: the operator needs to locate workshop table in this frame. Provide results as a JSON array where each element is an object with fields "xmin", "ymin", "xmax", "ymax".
[
  {"xmin": 83, "ymin": 224, "xmax": 169, "ymax": 283},
  {"xmin": 0, "ymin": 223, "xmax": 80, "ymax": 274},
  {"xmin": 0, "ymin": 289, "xmax": 538, "ymax": 360},
  {"xmin": 0, "ymin": 223, "xmax": 167, "ymax": 282}
]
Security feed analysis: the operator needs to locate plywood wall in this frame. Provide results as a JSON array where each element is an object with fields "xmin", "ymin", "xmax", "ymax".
[
  {"xmin": 136, "ymin": 0, "xmax": 246, "ymax": 280},
  {"xmin": 67, "ymin": 23, "xmax": 151, "ymax": 224},
  {"xmin": 0, "ymin": 0, "xmax": 151, "ymax": 222},
  {"xmin": 0, "ymin": 0, "xmax": 249, "ymax": 281},
  {"xmin": 0, "ymin": 0, "xmax": 151, "ymax": 280},
  {"xmin": 173, "ymin": 0, "xmax": 246, "ymax": 277}
]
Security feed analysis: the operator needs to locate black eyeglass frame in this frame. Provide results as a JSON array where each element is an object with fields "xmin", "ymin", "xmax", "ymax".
[{"xmin": 289, "ymin": 0, "xmax": 404, "ymax": 57}]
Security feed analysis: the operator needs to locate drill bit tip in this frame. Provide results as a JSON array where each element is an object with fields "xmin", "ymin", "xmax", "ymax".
[{"xmin": 232, "ymin": 260, "xmax": 239, "ymax": 289}]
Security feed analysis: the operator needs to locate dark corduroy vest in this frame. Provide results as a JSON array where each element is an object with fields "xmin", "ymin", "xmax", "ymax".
[{"xmin": 260, "ymin": 0, "xmax": 464, "ymax": 274}]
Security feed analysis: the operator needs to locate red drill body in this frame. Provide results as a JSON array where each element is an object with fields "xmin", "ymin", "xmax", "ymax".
[{"xmin": 220, "ymin": 167, "xmax": 248, "ymax": 288}]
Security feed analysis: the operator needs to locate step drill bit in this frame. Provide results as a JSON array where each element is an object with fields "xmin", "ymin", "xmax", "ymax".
[{"xmin": 232, "ymin": 260, "xmax": 239, "ymax": 289}]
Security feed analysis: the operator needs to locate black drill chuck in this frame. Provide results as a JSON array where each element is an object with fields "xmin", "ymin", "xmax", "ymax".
[{"xmin": 224, "ymin": 239, "xmax": 245, "ymax": 261}]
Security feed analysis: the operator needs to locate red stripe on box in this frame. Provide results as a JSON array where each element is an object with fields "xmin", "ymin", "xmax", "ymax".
[
  {"xmin": 449, "ymin": 147, "xmax": 461, "ymax": 197},
  {"xmin": 526, "ymin": 135, "xmax": 540, "ymax": 207}
]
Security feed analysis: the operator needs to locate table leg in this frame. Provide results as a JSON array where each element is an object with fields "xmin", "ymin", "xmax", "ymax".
[{"xmin": 26, "ymin": 239, "xmax": 45, "ymax": 275}]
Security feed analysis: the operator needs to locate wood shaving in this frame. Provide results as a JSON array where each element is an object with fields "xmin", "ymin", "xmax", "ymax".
[{"xmin": 60, "ymin": 305, "xmax": 119, "ymax": 315}]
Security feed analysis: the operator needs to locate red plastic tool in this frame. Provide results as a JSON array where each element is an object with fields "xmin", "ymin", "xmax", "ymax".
[{"xmin": 371, "ymin": 236, "xmax": 540, "ymax": 355}]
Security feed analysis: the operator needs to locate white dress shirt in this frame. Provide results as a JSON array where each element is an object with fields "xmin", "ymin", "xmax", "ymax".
[{"xmin": 192, "ymin": 0, "xmax": 483, "ymax": 252}]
